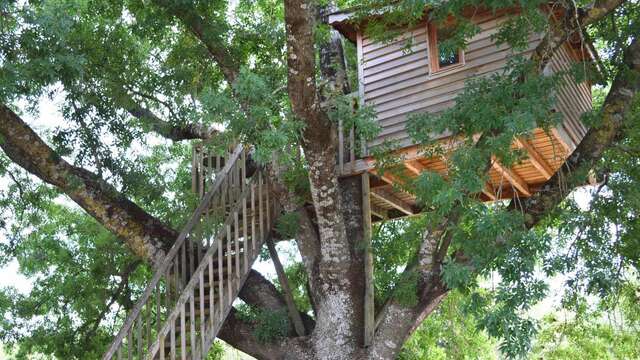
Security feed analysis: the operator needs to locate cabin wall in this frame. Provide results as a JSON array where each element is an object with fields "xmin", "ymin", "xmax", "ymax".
[
  {"xmin": 358, "ymin": 11, "xmax": 591, "ymax": 152},
  {"xmin": 547, "ymin": 45, "xmax": 591, "ymax": 151}
]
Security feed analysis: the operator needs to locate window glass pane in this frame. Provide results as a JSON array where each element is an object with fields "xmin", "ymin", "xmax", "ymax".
[{"xmin": 436, "ymin": 26, "xmax": 460, "ymax": 68}]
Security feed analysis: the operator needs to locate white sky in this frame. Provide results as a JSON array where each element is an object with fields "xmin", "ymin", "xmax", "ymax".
[{"xmin": 0, "ymin": 96, "xmax": 66, "ymax": 295}]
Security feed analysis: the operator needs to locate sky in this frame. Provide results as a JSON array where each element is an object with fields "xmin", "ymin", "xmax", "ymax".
[{"xmin": 0, "ymin": 95, "xmax": 67, "ymax": 295}]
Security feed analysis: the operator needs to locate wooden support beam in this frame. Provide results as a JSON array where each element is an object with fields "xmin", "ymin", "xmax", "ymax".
[
  {"xmin": 482, "ymin": 183, "xmax": 497, "ymax": 201},
  {"xmin": 551, "ymin": 126, "xmax": 575, "ymax": 153},
  {"xmin": 371, "ymin": 204, "xmax": 387, "ymax": 220},
  {"xmin": 265, "ymin": 238, "xmax": 306, "ymax": 337},
  {"xmin": 514, "ymin": 137, "xmax": 554, "ymax": 179},
  {"xmin": 491, "ymin": 156, "xmax": 531, "ymax": 197},
  {"xmin": 404, "ymin": 160, "xmax": 425, "ymax": 177},
  {"xmin": 371, "ymin": 188, "xmax": 414, "ymax": 216},
  {"xmin": 362, "ymin": 173, "xmax": 375, "ymax": 347},
  {"xmin": 372, "ymin": 168, "xmax": 406, "ymax": 188}
]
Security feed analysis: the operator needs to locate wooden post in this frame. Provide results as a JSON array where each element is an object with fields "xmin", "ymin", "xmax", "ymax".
[
  {"xmin": 362, "ymin": 172, "xmax": 375, "ymax": 347},
  {"xmin": 265, "ymin": 238, "xmax": 306, "ymax": 337}
]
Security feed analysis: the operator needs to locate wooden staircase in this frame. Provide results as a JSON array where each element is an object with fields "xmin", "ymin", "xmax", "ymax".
[{"xmin": 103, "ymin": 144, "xmax": 279, "ymax": 360}]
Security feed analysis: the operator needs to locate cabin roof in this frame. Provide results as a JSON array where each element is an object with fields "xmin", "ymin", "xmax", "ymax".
[
  {"xmin": 327, "ymin": 5, "xmax": 599, "ymax": 65},
  {"xmin": 327, "ymin": 9, "xmax": 358, "ymax": 43}
]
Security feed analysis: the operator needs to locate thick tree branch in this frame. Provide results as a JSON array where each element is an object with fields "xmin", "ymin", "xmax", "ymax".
[
  {"xmin": 125, "ymin": 97, "xmax": 216, "ymax": 141},
  {"xmin": 532, "ymin": 0, "xmax": 623, "ymax": 72},
  {"xmin": 239, "ymin": 270, "xmax": 315, "ymax": 333},
  {"xmin": 0, "ymin": 105, "xmax": 177, "ymax": 265},
  {"xmin": 520, "ymin": 35, "xmax": 640, "ymax": 227},
  {"xmin": 579, "ymin": 0, "xmax": 625, "ymax": 27},
  {"xmin": 370, "ymin": 221, "xmax": 451, "ymax": 358},
  {"xmin": 218, "ymin": 309, "xmax": 309, "ymax": 360}
]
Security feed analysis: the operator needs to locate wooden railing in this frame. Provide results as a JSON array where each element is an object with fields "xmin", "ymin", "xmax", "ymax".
[
  {"xmin": 103, "ymin": 143, "xmax": 279, "ymax": 359},
  {"xmin": 338, "ymin": 121, "xmax": 367, "ymax": 175}
]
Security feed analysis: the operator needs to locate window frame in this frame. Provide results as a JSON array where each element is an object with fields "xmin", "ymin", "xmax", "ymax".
[{"xmin": 427, "ymin": 21, "xmax": 465, "ymax": 75}]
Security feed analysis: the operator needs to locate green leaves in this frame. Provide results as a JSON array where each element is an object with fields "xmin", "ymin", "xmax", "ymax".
[
  {"xmin": 236, "ymin": 304, "xmax": 289, "ymax": 344},
  {"xmin": 275, "ymin": 212, "xmax": 300, "ymax": 239}
]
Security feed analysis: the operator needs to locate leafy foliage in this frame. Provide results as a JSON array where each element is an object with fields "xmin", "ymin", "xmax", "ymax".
[
  {"xmin": 400, "ymin": 291, "xmax": 496, "ymax": 360},
  {"xmin": 236, "ymin": 304, "xmax": 289, "ymax": 344},
  {"xmin": 0, "ymin": 0, "xmax": 639, "ymax": 359},
  {"xmin": 531, "ymin": 296, "xmax": 640, "ymax": 360}
]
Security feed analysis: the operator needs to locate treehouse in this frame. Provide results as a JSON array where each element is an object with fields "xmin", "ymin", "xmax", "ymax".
[
  {"xmin": 328, "ymin": 7, "xmax": 595, "ymax": 221},
  {"xmin": 102, "ymin": 7, "xmax": 597, "ymax": 360}
]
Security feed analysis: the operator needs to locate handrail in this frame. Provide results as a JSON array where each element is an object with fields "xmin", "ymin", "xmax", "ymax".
[
  {"xmin": 146, "ymin": 167, "xmax": 266, "ymax": 358},
  {"xmin": 102, "ymin": 144, "xmax": 245, "ymax": 360}
]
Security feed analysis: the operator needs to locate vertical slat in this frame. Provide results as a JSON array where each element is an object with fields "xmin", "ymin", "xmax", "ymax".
[
  {"xmin": 221, "ymin": 177, "xmax": 227, "ymax": 228},
  {"xmin": 188, "ymin": 236, "xmax": 194, "ymax": 280},
  {"xmin": 191, "ymin": 146, "xmax": 198, "ymax": 197},
  {"xmin": 199, "ymin": 271, "xmax": 205, "ymax": 357},
  {"xmin": 127, "ymin": 329, "xmax": 132, "ymax": 360},
  {"xmin": 170, "ymin": 316, "xmax": 176, "ymax": 360},
  {"xmin": 235, "ymin": 151, "xmax": 241, "ymax": 203},
  {"xmin": 259, "ymin": 172, "xmax": 264, "ymax": 242},
  {"xmin": 265, "ymin": 176, "xmax": 271, "ymax": 227},
  {"xmin": 362, "ymin": 172, "xmax": 375, "ymax": 347},
  {"xmin": 208, "ymin": 254, "xmax": 215, "ymax": 328},
  {"xmin": 173, "ymin": 259, "xmax": 179, "ymax": 296},
  {"xmin": 217, "ymin": 234, "xmax": 224, "ymax": 320},
  {"xmin": 189, "ymin": 292, "xmax": 196, "ymax": 360},
  {"xmin": 146, "ymin": 299, "xmax": 151, "ymax": 353},
  {"xmin": 136, "ymin": 316, "xmax": 142, "ymax": 359},
  {"xmin": 251, "ymin": 182, "xmax": 256, "ymax": 253},
  {"xmin": 181, "ymin": 243, "xmax": 187, "ymax": 290},
  {"xmin": 214, "ymin": 155, "xmax": 220, "ymax": 218},
  {"xmin": 117, "ymin": 345, "xmax": 122, "ymax": 360},
  {"xmin": 180, "ymin": 306, "xmax": 186, "ymax": 360},
  {"xmin": 157, "ymin": 282, "xmax": 162, "ymax": 336},
  {"xmin": 339, "ymin": 118, "xmax": 344, "ymax": 174},
  {"xmin": 241, "ymin": 148, "xmax": 246, "ymax": 192},
  {"xmin": 226, "ymin": 224, "xmax": 233, "ymax": 305},
  {"xmin": 234, "ymin": 209, "xmax": 240, "ymax": 291},
  {"xmin": 196, "ymin": 225, "xmax": 203, "ymax": 264},
  {"xmin": 349, "ymin": 126, "xmax": 356, "ymax": 163},
  {"xmin": 160, "ymin": 335, "xmax": 166, "ymax": 360},
  {"xmin": 228, "ymin": 159, "xmax": 235, "ymax": 207},
  {"xmin": 243, "ymin": 192, "xmax": 249, "ymax": 272},
  {"xmin": 201, "ymin": 147, "xmax": 206, "ymax": 196}
]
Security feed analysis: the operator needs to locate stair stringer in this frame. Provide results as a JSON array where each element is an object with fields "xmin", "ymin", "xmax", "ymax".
[
  {"xmin": 102, "ymin": 144, "xmax": 279, "ymax": 360},
  {"xmin": 147, "ymin": 169, "xmax": 279, "ymax": 359}
]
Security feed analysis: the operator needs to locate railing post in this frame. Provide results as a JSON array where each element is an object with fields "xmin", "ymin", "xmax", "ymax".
[{"xmin": 362, "ymin": 172, "xmax": 374, "ymax": 347}]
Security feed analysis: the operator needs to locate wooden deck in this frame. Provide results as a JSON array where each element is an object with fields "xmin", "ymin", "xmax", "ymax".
[{"xmin": 340, "ymin": 123, "xmax": 585, "ymax": 222}]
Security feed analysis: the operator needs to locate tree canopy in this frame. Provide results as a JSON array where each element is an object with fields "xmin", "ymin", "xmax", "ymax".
[{"xmin": 0, "ymin": 0, "xmax": 639, "ymax": 359}]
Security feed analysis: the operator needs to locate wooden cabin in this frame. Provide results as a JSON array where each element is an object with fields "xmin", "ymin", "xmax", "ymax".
[{"xmin": 329, "ymin": 7, "xmax": 595, "ymax": 221}]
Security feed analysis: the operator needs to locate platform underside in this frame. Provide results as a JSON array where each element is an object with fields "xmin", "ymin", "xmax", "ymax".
[{"xmin": 340, "ymin": 126, "xmax": 583, "ymax": 222}]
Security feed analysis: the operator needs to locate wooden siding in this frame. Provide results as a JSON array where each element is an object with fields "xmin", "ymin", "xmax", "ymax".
[
  {"xmin": 547, "ymin": 45, "xmax": 591, "ymax": 151},
  {"xmin": 359, "ymin": 12, "xmax": 590, "ymax": 152}
]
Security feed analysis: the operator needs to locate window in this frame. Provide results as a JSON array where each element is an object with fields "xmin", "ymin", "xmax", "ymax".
[{"xmin": 428, "ymin": 22, "xmax": 464, "ymax": 74}]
